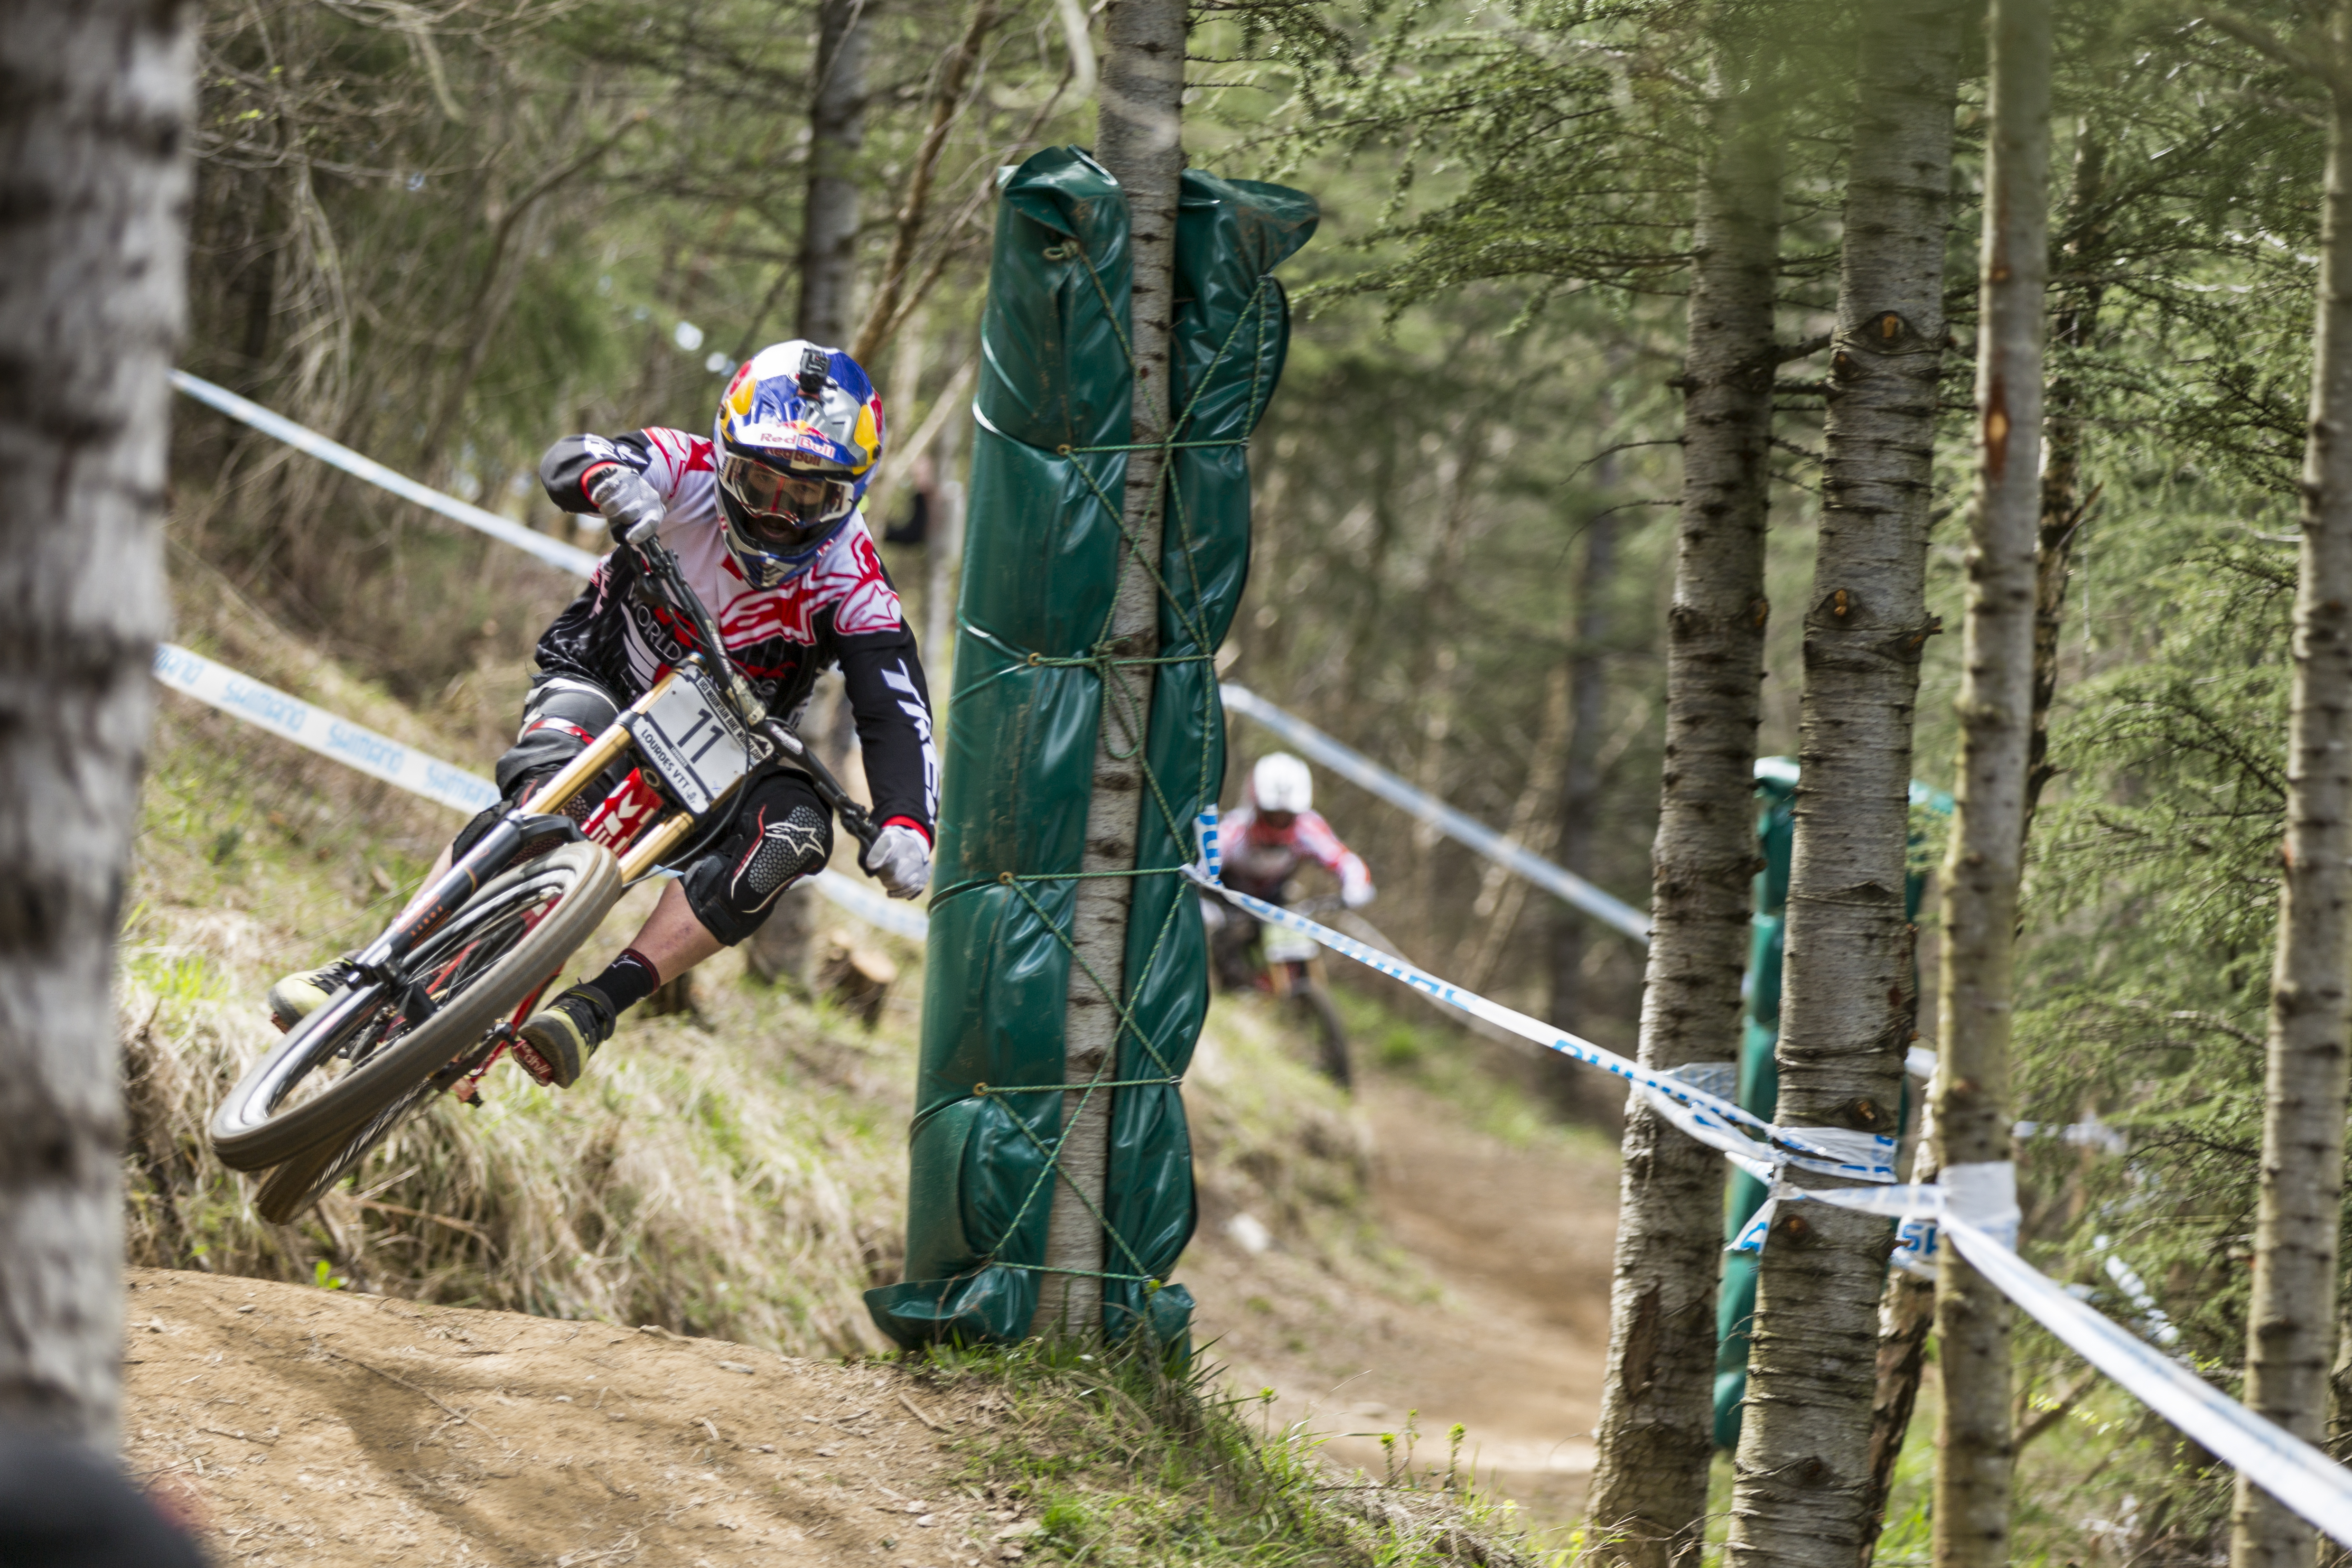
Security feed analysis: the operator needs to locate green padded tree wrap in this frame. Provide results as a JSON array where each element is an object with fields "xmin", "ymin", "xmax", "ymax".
[{"xmin": 864, "ymin": 147, "xmax": 1316, "ymax": 1349}]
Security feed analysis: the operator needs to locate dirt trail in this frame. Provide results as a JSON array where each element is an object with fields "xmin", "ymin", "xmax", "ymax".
[
  {"xmin": 1185, "ymin": 1075, "xmax": 1622, "ymax": 1541},
  {"xmin": 121, "ymin": 1269, "xmax": 1025, "ymax": 1567}
]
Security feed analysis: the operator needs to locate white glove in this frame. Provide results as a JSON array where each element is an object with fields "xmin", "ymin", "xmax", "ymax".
[
  {"xmin": 862, "ymin": 824, "xmax": 931, "ymax": 900},
  {"xmin": 588, "ymin": 466, "xmax": 666, "ymax": 544},
  {"xmin": 1342, "ymin": 876, "xmax": 1376, "ymax": 910}
]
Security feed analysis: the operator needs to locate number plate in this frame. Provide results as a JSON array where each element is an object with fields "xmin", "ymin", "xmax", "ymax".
[
  {"xmin": 630, "ymin": 668, "xmax": 761, "ymax": 813},
  {"xmin": 1263, "ymin": 926, "xmax": 1322, "ymax": 964}
]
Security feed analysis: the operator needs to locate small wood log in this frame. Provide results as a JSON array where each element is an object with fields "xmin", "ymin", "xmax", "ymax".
[{"xmin": 818, "ymin": 940, "xmax": 898, "ymax": 1028}]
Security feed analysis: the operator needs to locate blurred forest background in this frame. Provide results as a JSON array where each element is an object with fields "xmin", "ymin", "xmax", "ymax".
[{"xmin": 163, "ymin": 0, "xmax": 2352, "ymax": 1548}]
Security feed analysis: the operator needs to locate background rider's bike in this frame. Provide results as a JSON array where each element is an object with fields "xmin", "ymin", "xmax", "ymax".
[
  {"xmin": 1207, "ymin": 890, "xmax": 1352, "ymax": 1091},
  {"xmin": 206, "ymin": 526, "xmax": 879, "ymax": 1223}
]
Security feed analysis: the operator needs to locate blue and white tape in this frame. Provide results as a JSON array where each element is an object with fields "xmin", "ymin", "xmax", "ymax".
[
  {"xmin": 152, "ymin": 643, "xmax": 926, "ymax": 941},
  {"xmin": 154, "ymin": 643, "xmax": 502, "ymax": 815},
  {"xmin": 1196, "ymin": 875, "xmax": 1897, "ymax": 1184},
  {"xmin": 1195, "ymin": 872, "xmax": 2352, "ymax": 1549}
]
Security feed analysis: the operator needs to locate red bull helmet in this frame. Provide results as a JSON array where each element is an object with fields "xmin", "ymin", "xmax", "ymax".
[{"xmin": 712, "ymin": 340, "xmax": 885, "ymax": 587}]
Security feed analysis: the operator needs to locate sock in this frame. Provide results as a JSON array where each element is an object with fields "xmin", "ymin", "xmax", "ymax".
[{"xmin": 586, "ymin": 947, "xmax": 662, "ymax": 1017}]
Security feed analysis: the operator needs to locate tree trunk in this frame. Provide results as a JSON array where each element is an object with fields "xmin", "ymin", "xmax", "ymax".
[
  {"xmin": 1862, "ymin": 123, "xmax": 2109, "ymax": 1555},
  {"xmin": 1028, "ymin": 0, "xmax": 1184, "ymax": 1341},
  {"xmin": 798, "ymin": 0, "xmax": 871, "ymax": 347},
  {"xmin": 1580, "ymin": 36, "xmax": 1783, "ymax": 1568},
  {"xmin": 0, "ymin": 0, "xmax": 192, "ymax": 1449},
  {"xmin": 1545, "ymin": 503, "xmax": 1621, "ymax": 1123},
  {"xmin": 1725, "ymin": 7, "xmax": 1963, "ymax": 1567},
  {"xmin": 2022, "ymin": 128, "xmax": 2108, "ymax": 837},
  {"xmin": 2230, "ymin": 26, "xmax": 2352, "ymax": 1568},
  {"xmin": 1548, "ymin": 500, "xmax": 1617, "ymax": 1006},
  {"xmin": 1933, "ymin": 1, "xmax": 2051, "ymax": 1561}
]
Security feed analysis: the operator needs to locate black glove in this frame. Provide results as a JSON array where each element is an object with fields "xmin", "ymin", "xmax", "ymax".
[{"xmin": 588, "ymin": 466, "xmax": 665, "ymax": 545}]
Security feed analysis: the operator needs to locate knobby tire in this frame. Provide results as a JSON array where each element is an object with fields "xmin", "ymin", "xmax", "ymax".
[{"xmin": 210, "ymin": 842, "xmax": 622, "ymax": 1175}]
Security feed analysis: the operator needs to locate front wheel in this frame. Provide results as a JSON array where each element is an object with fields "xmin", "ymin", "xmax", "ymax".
[{"xmin": 210, "ymin": 842, "xmax": 622, "ymax": 1174}]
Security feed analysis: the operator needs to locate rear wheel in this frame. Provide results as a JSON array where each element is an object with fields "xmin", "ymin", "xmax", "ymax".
[{"xmin": 211, "ymin": 842, "xmax": 621, "ymax": 1174}]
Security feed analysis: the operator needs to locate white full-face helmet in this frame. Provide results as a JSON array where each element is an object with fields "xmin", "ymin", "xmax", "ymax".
[{"xmin": 1250, "ymin": 753, "xmax": 1314, "ymax": 818}]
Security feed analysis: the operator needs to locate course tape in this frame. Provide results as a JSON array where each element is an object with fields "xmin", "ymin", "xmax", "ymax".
[
  {"xmin": 1196, "ymin": 874, "xmax": 1895, "ymax": 1183},
  {"xmin": 1196, "ymin": 873, "xmax": 2352, "ymax": 1549},
  {"xmin": 173, "ymin": 372, "xmax": 1657, "ymax": 941},
  {"xmin": 1218, "ymin": 683, "xmax": 1652, "ymax": 943},
  {"xmin": 150, "ymin": 642, "xmax": 928, "ymax": 942},
  {"xmin": 172, "ymin": 372, "xmax": 605, "ymax": 579}
]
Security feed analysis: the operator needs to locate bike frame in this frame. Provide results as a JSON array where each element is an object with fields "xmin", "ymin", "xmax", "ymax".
[{"xmin": 339, "ymin": 531, "xmax": 877, "ymax": 1015}]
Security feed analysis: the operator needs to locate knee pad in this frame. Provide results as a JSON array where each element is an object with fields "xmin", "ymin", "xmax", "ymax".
[{"xmin": 684, "ymin": 800, "xmax": 833, "ymax": 946}]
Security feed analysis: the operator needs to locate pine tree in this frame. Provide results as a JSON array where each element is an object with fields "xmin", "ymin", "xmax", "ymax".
[
  {"xmin": 2212, "ymin": 9, "xmax": 2352, "ymax": 1563},
  {"xmin": 1933, "ymin": 0, "xmax": 2053, "ymax": 1559},
  {"xmin": 799, "ymin": 0, "xmax": 872, "ymax": 347},
  {"xmin": 1581, "ymin": 25, "xmax": 1784, "ymax": 1566}
]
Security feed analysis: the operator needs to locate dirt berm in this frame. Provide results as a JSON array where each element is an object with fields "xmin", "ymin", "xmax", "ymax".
[{"xmin": 123, "ymin": 1268, "xmax": 1032, "ymax": 1566}]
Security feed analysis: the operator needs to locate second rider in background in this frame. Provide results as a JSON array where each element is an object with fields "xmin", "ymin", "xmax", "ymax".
[
  {"xmin": 1208, "ymin": 752, "xmax": 1375, "ymax": 990},
  {"xmin": 271, "ymin": 341, "xmax": 938, "ymax": 1089}
]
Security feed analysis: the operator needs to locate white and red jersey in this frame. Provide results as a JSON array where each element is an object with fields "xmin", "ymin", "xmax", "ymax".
[
  {"xmin": 534, "ymin": 426, "xmax": 936, "ymax": 839},
  {"xmin": 1219, "ymin": 803, "xmax": 1370, "ymax": 903}
]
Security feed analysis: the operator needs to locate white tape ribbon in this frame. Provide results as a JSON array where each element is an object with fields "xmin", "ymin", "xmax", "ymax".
[
  {"xmin": 1945, "ymin": 1215, "xmax": 2352, "ymax": 1548},
  {"xmin": 173, "ymin": 372, "xmax": 604, "ymax": 579},
  {"xmin": 1202, "ymin": 876, "xmax": 1896, "ymax": 1183}
]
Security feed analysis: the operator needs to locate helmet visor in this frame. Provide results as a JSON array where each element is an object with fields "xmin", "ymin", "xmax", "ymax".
[{"xmin": 719, "ymin": 454, "xmax": 852, "ymax": 547}]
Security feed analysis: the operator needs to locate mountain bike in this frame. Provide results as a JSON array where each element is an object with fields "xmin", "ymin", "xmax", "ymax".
[{"xmin": 206, "ymin": 523, "xmax": 881, "ymax": 1223}]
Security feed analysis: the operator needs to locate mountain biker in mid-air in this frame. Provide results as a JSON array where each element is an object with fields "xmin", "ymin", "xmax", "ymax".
[
  {"xmin": 1207, "ymin": 752, "xmax": 1374, "ymax": 992},
  {"xmin": 267, "ymin": 340, "xmax": 937, "ymax": 1089}
]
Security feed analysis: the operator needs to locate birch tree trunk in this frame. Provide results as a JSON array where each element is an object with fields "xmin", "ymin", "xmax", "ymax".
[
  {"xmin": 1028, "ymin": 0, "xmax": 1184, "ymax": 1341},
  {"xmin": 1725, "ymin": 7, "xmax": 1964, "ymax": 1565},
  {"xmin": 2230, "ymin": 22, "xmax": 2352, "ymax": 1567},
  {"xmin": 1580, "ymin": 37, "xmax": 1783, "ymax": 1568},
  {"xmin": 1933, "ymin": 1, "xmax": 2052, "ymax": 1560},
  {"xmin": 0, "ymin": 0, "xmax": 192, "ymax": 1448},
  {"xmin": 798, "ymin": 0, "xmax": 870, "ymax": 346}
]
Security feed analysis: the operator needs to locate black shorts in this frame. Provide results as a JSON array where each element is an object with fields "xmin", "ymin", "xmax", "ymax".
[{"xmin": 458, "ymin": 674, "xmax": 833, "ymax": 945}]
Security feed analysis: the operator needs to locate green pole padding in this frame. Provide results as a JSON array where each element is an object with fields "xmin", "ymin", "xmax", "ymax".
[
  {"xmin": 1712, "ymin": 762, "xmax": 1946, "ymax": 1448},
  {"xmin": 864, "ymin": 147, "xmax": 1316, "ymax": 1349}
]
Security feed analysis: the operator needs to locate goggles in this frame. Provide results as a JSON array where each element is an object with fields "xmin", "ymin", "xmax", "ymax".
[{"xmin": 718, "ymin": 454, "xmax": 852, "ymax": 546}]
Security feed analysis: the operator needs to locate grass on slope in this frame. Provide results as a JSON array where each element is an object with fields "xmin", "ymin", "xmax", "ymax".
[{"xmin": 924, "ymin": 1336, "xmax": 1544, "ymax": 1568}]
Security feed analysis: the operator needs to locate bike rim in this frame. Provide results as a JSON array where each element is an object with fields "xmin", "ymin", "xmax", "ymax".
[{"xmin": 248, "ymin": 862, "xmax": 577, "ymax": 1124}]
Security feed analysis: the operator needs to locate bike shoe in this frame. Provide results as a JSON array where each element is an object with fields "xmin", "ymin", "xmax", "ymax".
[
  {"xmin": 266, "ymin": 961, "xmax": 355, "ymax": 1033},
  {"xmin": 513, "ymin": 985, "xmax": 617, "ymax": 1089}
]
